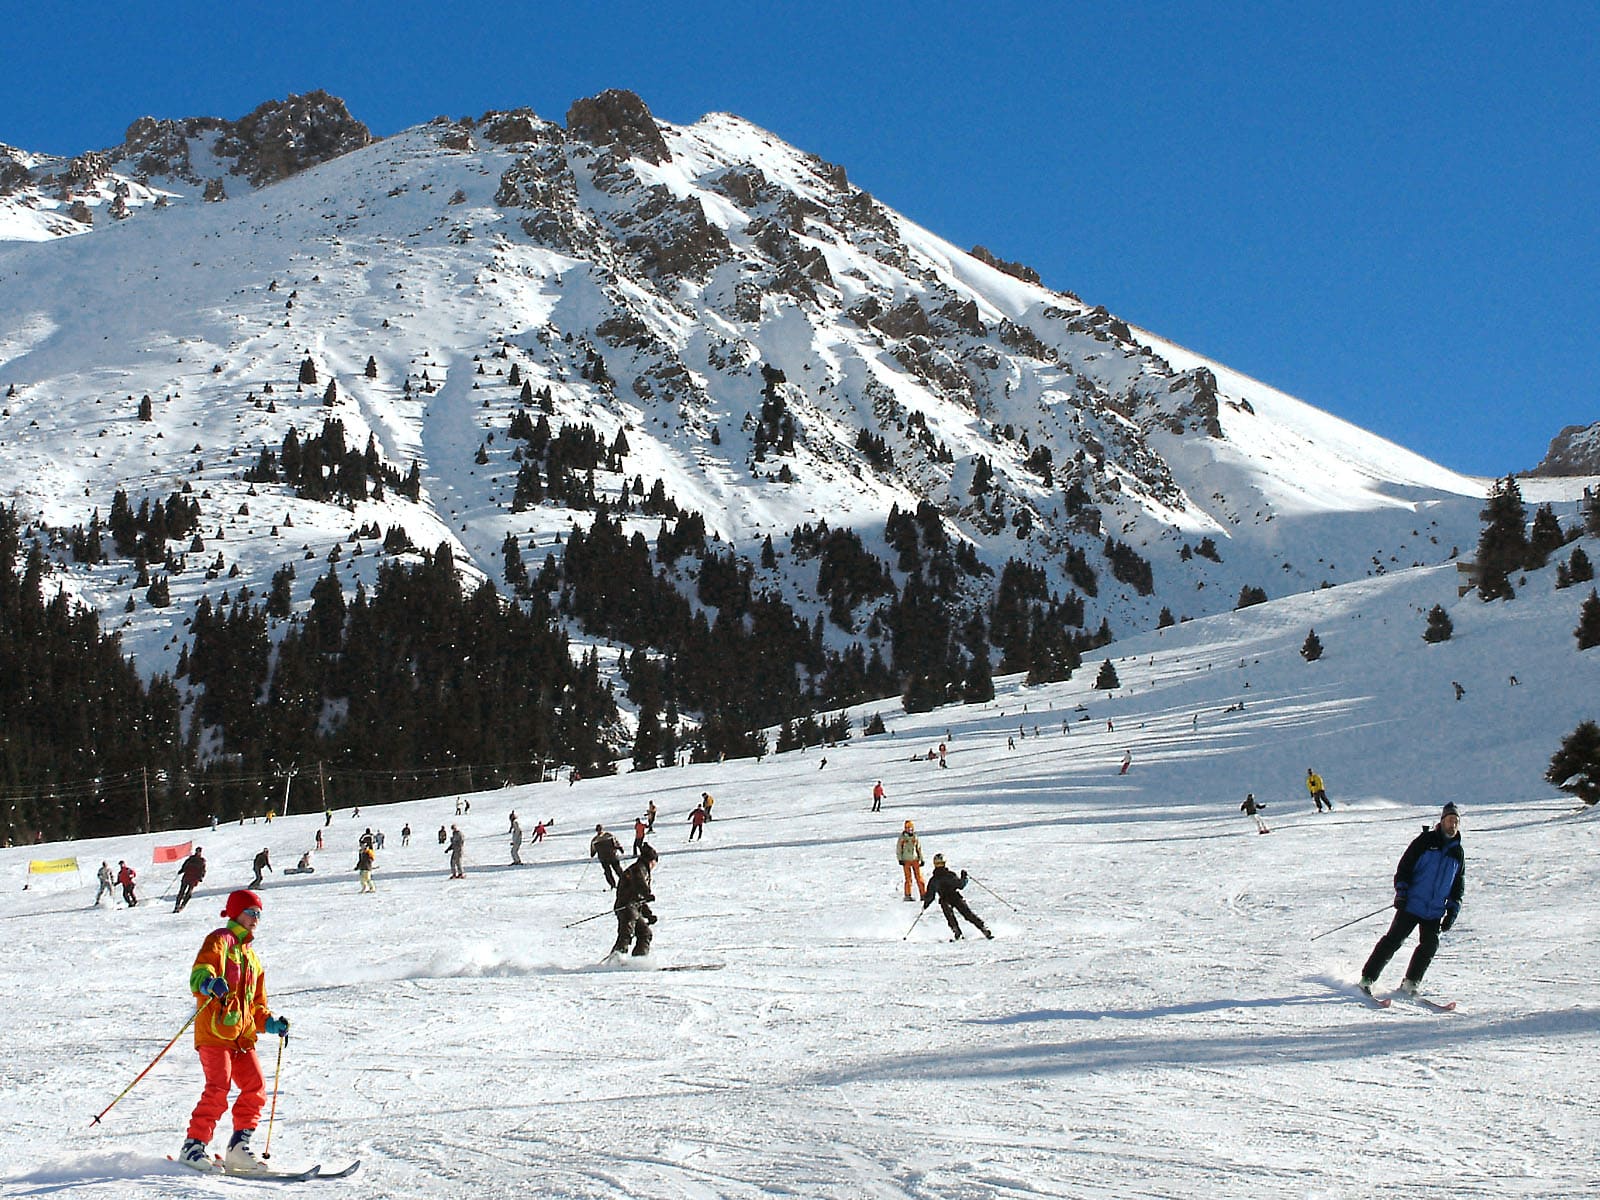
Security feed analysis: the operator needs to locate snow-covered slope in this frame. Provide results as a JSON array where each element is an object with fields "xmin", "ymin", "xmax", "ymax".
[
  {"xmin": 3, "ymin": 541, "xmax": 1597, "ymax": 1197},
  {"xmin": 5, "ymin": 90, "xmax": 1587, "ymax": 690}
]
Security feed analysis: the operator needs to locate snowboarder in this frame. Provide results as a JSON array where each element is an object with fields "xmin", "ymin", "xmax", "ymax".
[
  {"xmin": 93, "ymin": 861, "xmax": 115, "ymax": 906},
  {"xmin": 687, "ymin": 804, "xmax": 707, "ymax": 842},
  {"xmin": 250, "ymin": 849, "xmax": 272, "ymax": 888},
  {"xmin": 610, "ymin": 843, "xmax": 658, "ymax": 958},
  {"xmin": 284, "ymin": 851, "xmax": 314, "ymax": 875},
  {"xmin": 1119, "ymin": 750, "xmax": 1132, "ymax": 775},
  {"xmin": 1307, "ymin": 768, "xmax": 1332, "ymax": 812},
  {"xmin": 356, "ymin": 845, "xmax": 376, "ymax": 892},
  {"xmin": 175, "ymin": 848, "xmax": 207, "ymax": 912},
  {"xmin": 1241, "ymin": 793, "xmax": 1270, "ymax": 834},
  {"xmin": 871, "ymin": 780, "xmax": 885, "ymax": 812},
  {"xmin": 117, "ymin": 860, "xmax": 139, "ymax": 907},
  {"xmin": 177, "ymin": 888, "xmax": 289, "ymax": 1174},
  {"xmin": 632, "ymin": 817, "xmax": 648, "ymax": 856},
  {"xmin": 1359, "ymin": 803, "xmax": 1465, "ymax": 997},
  {"xmin": 510, "ymin": 816, "xmax": 524, "ymax": 865},
  {"xmin": 896, "ymin": 821, "xmax": 926, "ymax": 901},
  {"xmin": 447, "ymin": 825, "xmax": 466, "ymax": 878},
  {"xmin": 590, "ymin": 825, "xmax": 624, "ymax": 887},
  {"xmin": 922, "ymin": 854, "xmax": 992, "ymax": 940}
]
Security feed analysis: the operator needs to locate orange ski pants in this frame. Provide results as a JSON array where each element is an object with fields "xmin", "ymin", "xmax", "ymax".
[
  {"xmin": 187, "ymin": 1044, "xmax": 266, "ymax": 1143},
  {"xmin": 902, "ymin": 861, "xmax": 926, "ymax": 899}
]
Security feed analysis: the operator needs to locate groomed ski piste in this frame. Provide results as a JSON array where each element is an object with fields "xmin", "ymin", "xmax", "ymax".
[{"xmin": 3, "ymin": 547, "xmax": 1599, "ymax": 1198}]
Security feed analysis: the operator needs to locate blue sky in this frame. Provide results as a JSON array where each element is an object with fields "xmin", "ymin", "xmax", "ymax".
[{"xmin": 8, "ymin": 2, "xmax": 1595, "ymax": 476}]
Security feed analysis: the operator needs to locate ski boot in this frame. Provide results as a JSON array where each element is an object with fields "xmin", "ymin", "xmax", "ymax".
[
  {"xmin": 1399, "ymin": 978, "xmax": 1419, "ymax": 997},
  {"xmin": 224, "ymin": 1128, "xmax": 265, "ymax": 1173},
  {"xmin": 177, "ymin": 1138, "xmax": 217, "ymax": 1173}
]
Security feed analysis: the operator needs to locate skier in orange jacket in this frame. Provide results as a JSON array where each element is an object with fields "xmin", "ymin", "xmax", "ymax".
[{"xmin": 176, "ymin": 889, "xmax": 289, "ymax": 1175}]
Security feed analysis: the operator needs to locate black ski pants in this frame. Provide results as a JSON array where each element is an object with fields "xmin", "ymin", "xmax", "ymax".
[
  {"xmin": 612, "ymin": 904, "xmax": 653, "ymax": 956},
  {"xmin": 938, "ymin": 895, "xmax": 988, "ymax": 938},
  {"xmin": 175, "ymin": 880, "xmax": 196, "ymax": 911},
  {"xmin": 600, "ymin": 854, "xmax": 622, "ymax": 888},
  {"xmin": 1362, "ymin": 910, "xmax": 1442, "ymax": 985}
]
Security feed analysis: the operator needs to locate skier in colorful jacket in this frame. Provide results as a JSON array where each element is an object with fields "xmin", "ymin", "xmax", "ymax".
[
  {"xmin": 180, "ymin": 889, "xmax": 289, "ymax": 1173},
  {"xmin": 1360, "ymin": 803, "xmax": 1465, "ymax": 994},
  {"xmin": 896, "ymin": 821, "xmax": 926, "ymax": 900}
]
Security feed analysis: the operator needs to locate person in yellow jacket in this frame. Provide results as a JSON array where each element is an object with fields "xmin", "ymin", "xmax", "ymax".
[
  {"xmin": 1306, "ymin": 768, "xmax": 1332, "ymax": 812},
  {"xmin": 176, "ymin": 889, "xmax": 288, "ymax": 1175},
  {"xmin": 896, "ymin": 820, "xmax": 926, "ymax": 901}
]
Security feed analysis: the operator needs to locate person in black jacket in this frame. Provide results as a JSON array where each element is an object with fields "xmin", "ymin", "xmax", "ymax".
[
  {"xmin": 1359, "ymin": 803, "xmax": 1465, "ymax": 995},
  {"xmin": 590, "ymin": 825, "xmax": 625, "ymax": 888},
  {"xmin": 175, "ymin": 848, "xmax": 207, "ymax": 912},
  {"xmin": 250, "ymin": 849, "xmax": 272, "ymax": 888},
  {"xmin": 611, "ymin": 844, "xmax": 658, "ymax": 957},
  {"xmin": 923, "ymin": 854, "xmax": 993, "ymax": 940}
]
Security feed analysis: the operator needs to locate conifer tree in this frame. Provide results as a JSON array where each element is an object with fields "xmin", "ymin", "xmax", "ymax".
[
  {"xmin": 1423, "ymin": 604, "xmax": 1454, "ymax": 643},
  {"xmin": 1569, "ymin": 546, "xmax": 1594, "ymax": 584},
  {"xmin": 1527, "ymin": 503, "xmax": 1566, "ymax": 568},
  {"xmin": 1577, "ymin": 589, "xmax": 1600, "ymax": 652},
  {"xmin": 1094, "ymin": 659, "xmax": 1120, "ymax": 690},
  {"xmin": 1546, "ymin": 720, "xmax": 1600, "ymax": 805},
  {"xmin": 365, "ymin": 355, "xmax": 378, "ymax": 379},
  {"xmin": 299, "ymin": 356, "xmax": 318, "ymax": 385},
  {"xmin": 1300, "ymin": 629, "xmax": 1323, "ymax": 661},
  {"xmin": 1475, "ymin": 475, "xmax": 1528, "ymax": 601}
]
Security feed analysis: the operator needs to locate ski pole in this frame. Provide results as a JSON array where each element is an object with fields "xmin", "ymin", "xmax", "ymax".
[
  {"xmin": 564, "ymin": 906, "xmax": 617, "ymax": 929},
  {"xmin": 573, "ymin": 857, "xmax": 592, "ymax": 890},
  {"xmin": 90, "ymin": 999, "xmax": 212, "ymax": 1126},
  {"xmin": 262, "ymin": 1032, "xmax": 287, "ymax": 1160},
  {"xmin": 964, "ymin": 873, "xmax": 1018, "ymax": 912},
  {"xmin": 1309, "ymin": 904, "xmax": 1392, "ymax": 942},
  {"xmin": 903, "ymin": 905, "xmax": 929, "ymax": 940}
]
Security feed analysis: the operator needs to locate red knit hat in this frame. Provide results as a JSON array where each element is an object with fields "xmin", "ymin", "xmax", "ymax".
[{"xmin": 222, "ymin": 889, "xmax": 263, "ymax": 921}]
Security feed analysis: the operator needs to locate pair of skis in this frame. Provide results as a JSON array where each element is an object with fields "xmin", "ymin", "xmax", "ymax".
[
  {"xmin": 1357, "ymin": 986, "xmax": 1456, "ymax": 1012},
  {"xmin": 174, "ymin": 1157, "xmax": 360, "ymax": 1183}
]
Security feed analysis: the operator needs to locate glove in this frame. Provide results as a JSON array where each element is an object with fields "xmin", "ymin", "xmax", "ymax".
[
  {"xmin": 646, "ymin": 912, "xmax": 658, "ymax": 925},
  {"xmin": 1393, "ymin": 889, "xmax": 1406, "ymax": 910},
  {"xmin": 1440, "ymin": 910, "xmax": 1457, "ymax": 933},
  {"xmin": 264, "ymin": 1015, "xmax": 290, "ymax": 1037},
  {"xmin": 960, "ymin": 870, "xmax": 968, "ymax": 882},
  {"xmin": 200, "ymin": 976, "xmax": 229, "ymax": 1000}
]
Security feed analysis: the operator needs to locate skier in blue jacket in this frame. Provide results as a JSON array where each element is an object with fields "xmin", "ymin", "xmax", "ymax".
[{"xmin": 1359, "ymin": 803, "xmax": 1465, "ymax": 996}]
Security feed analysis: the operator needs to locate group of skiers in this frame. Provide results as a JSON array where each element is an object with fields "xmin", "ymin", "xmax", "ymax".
[{"xmin": 1240, "ymin": 767, "xmax": 1336, "ymax": 833}]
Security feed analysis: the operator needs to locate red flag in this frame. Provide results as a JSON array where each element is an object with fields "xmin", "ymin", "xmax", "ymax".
[{"xmin": 153, "ymin": 840, "xmax": 192, "ymax": 864}]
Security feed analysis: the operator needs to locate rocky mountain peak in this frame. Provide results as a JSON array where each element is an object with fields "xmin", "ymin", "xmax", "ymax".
[
  {"xmin": 565, "ymin": 89, "xmax": 672, "ymax": 165},
  {"xmin": 1529, "ymin": 421, "xmax": 1600, "ymax": 476}
]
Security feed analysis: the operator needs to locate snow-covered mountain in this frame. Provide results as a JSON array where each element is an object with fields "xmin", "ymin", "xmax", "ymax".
[{"xmin": 0, "ymin": 89, "xmax": 1592, "ymax": 692}]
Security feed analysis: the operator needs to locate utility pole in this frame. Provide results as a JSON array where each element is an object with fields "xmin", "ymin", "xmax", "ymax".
[
  {"xmin": 142, "ymin": 766, "xmax": 151, "ymax": 833},
  {"xmin": 318, "ymin": 762, "xmax": 327, "ymax": 812}
]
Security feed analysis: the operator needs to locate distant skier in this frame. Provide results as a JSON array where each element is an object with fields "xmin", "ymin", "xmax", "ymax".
[
  {"xmin": 532, "ymin": 819, "xmax": 549, "ymax": 843},
  {"xmin": 314, "ymin": 829, "xmax": 324, "ymax": 851},
  {"xmin": 359, "ymin": 828, "xmax": 375, "ymax": 851},
  {"xmin": 645, "ymin": 801, "xmax": 657, "ymax": 831},
  {"xmin": 687, "ymin": 804, "xmax": 707, "ymax": 842},
  {"xmin": 510, "ymin": 816, "xmax": 525, "ymax": 865},
  {"xmin": 590, "ymin": 825, "xmax": 624, "ymax": 888},
  {"xmin": 700, "ymin": 792, "xmax": 715, "ymax": 820},
  {"xmin": 871, "ymin": 780, "xmax": 885, "ymax": 812},
  {"xmin": 177, "ymin": 888, "xmax": 289, "ymax": 1175},
  {"xmin": 1307, "ymin": 768, "xmax": 1332, "ymax": 812},
  {"xmin": 400, "ymin": 824, "xmax": 411, "ymax": 847},
  {"xmin": 117, "ymin": 860, "xmax": 139, "ymax": 907},
  {"xmin": 1452, "ymin": 681, "xmax": 1466, "ymax": 701},
  {"xmin": 922, "ymin": 854, "xmax": 992, "ymax": 940},
  {"xmin": 93, "ymin": 861, "xmax": 115, "ymax": 906},
  {"xmin": 1241, "ymin": 793, "xmax": 1270, "ymax": 834},
  {"xmin": 610, "ymin": 843, "xmax": 659, "ymax": 958},
  {"xmin": 250, "ymin": 849, "xmax": 272, "ymax": 888},
  {"xmin": 356, "ymin": 845, "xmax": 376, "ymax": 892},
  {"xmin": 447, "ymin": 825, "xmax": 466, "ymax": 878},
  {"xmin": 1119, "ymin": 750, "xmax": 1132, "ymax": 776},
  {"xmin": 175, "ymin": 848, "xmax": 207, "ymax": 912},
  {"xmin": 632, "ymin": 817, "xmax": 649, "ymax": 857},
  {"xmin": 1359, "ymin": 803, "xmax": 1465, "ymax": 998},
  {"xmin": 896, "ymin": 821, "xmax": 926, "ymax": 901},
  {"xmin": 437, "ymin": 825, "xmax": 447, "ymax": 845}
]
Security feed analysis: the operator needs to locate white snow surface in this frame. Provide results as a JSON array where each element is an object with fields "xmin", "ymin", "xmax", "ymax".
[{"xmin": 3, "ymin": 548, "xmax": 1599, "ymax": 1198}]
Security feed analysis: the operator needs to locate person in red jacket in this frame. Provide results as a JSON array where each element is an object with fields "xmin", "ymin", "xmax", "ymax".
[
  {"xmin": 116, "ymin": 861, "xmax": 138, "ymax": 907},
  {"xmin": 687, "ymin": 804, "xmax": 707, "ymax": 842},
  {"xmin": 176, "ymin": 889, "xmax": 288, "ymax": 1175}
]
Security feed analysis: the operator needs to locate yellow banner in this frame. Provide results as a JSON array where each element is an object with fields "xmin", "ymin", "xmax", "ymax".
[{"xmin": 28, "ymin": 857, "xmax": 80, "ymax": 875}]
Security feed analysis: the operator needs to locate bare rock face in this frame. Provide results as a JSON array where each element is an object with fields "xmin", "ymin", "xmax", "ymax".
[
  {"xmin": 970, "ymin": 244, "xmax": 1041, "ymax": 286},
  {"xmin": 1529, "ymin": 421, "xmax": 1600, "ymax": 476},
  {"xmin": 0, "ymin": 147, "xmax": 30, "ymax": 195},
  {"xmin": 565, "ymin": 89, "xmax": 672, "ymax": 165},
  {"xmin": 217, "ymin": 91, "xmax": 372, "ymax": 186}
]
